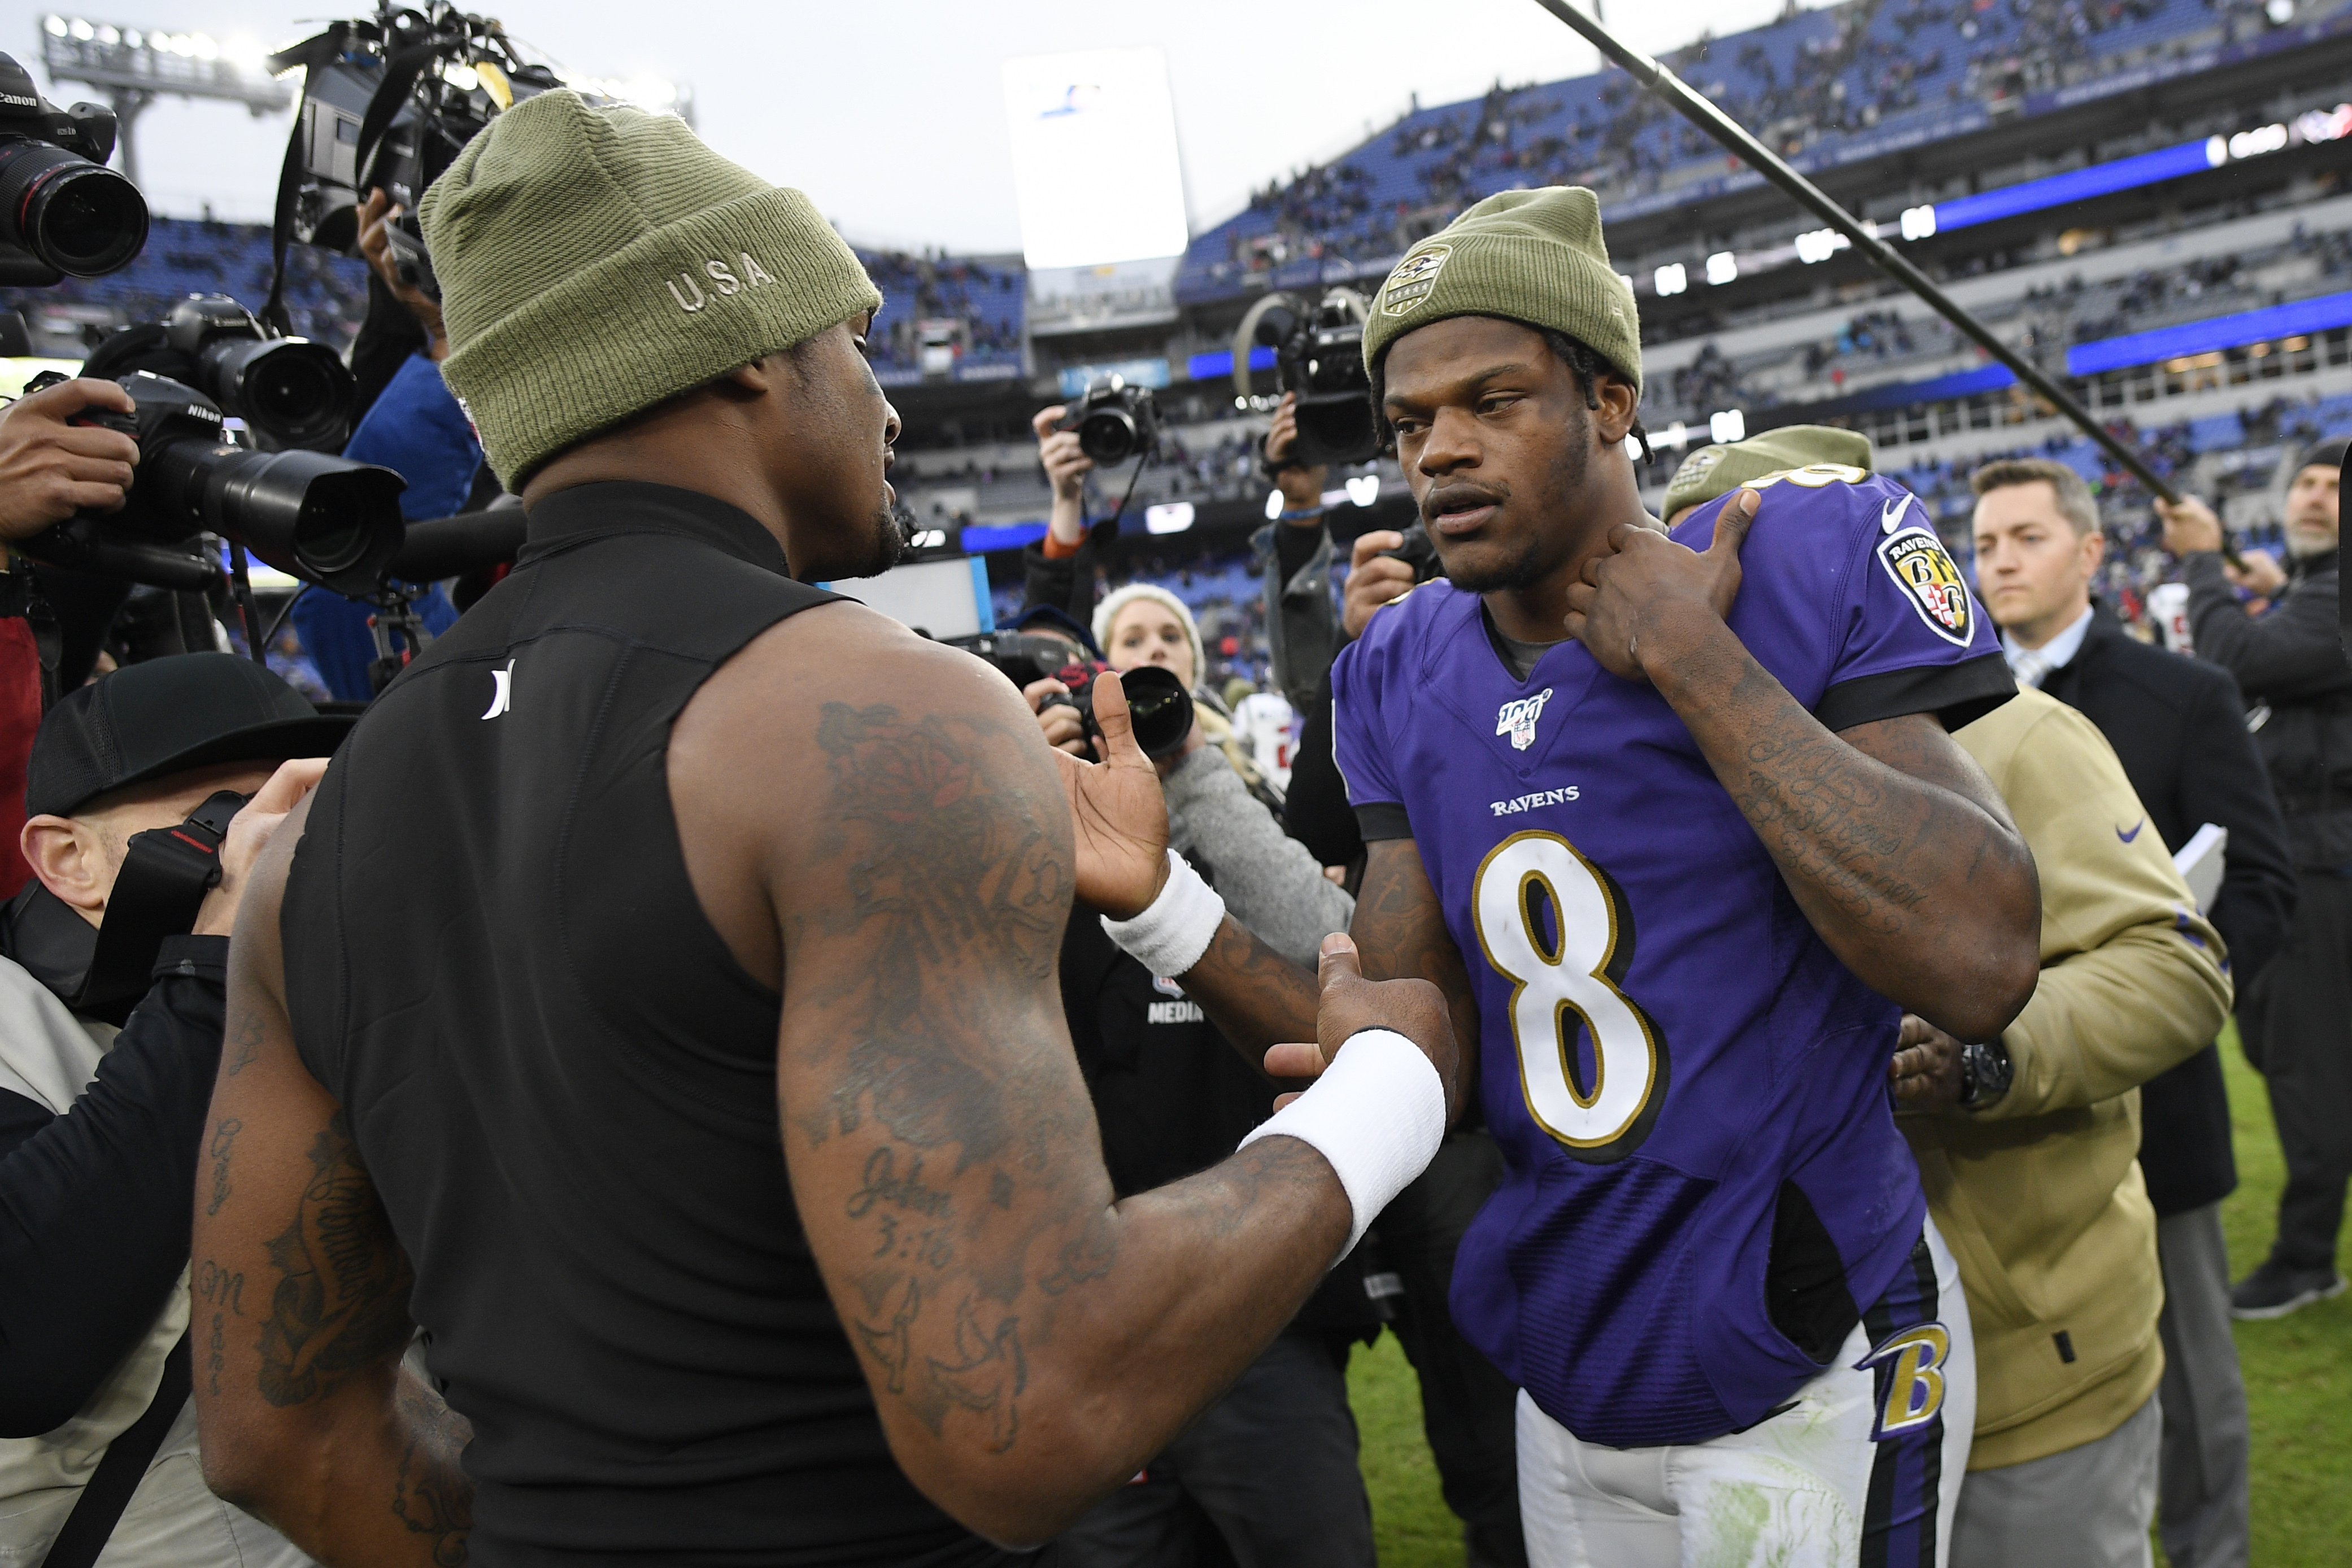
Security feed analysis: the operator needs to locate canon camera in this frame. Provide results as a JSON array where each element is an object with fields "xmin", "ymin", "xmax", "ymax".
[{"xmin": 0, "ymin": 52, "xmax": 146, "ymax": 285}]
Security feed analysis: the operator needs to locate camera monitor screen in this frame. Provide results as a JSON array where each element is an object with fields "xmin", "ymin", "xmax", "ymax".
[
  {"xmin": 821, "ymin": 555, "xmax": 997, "ymax": 642},
  {"xmin": 1001, "ymin": 48, "xmax": 1190, "ymax": 269}
]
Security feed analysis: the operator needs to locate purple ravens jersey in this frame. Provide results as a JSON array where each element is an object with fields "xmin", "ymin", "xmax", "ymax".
[{"xmin": 1331, "ymin": 465, "xmax": 2014, "ymax": 1448}]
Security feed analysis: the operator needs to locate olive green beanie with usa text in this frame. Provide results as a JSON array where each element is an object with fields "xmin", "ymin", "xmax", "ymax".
[
  {"xmin": 1361, "ymin": 186, "xmax": 1642, "ymax": 392},
  {"xmin": 420, "ymin": 89, "xmax": 882, "ymax": 486}
]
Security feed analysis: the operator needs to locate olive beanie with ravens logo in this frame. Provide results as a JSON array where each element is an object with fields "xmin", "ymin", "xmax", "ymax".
[{"xmin": 1360, "ymin": 186, "xmax": 1642, "ymax": 392}]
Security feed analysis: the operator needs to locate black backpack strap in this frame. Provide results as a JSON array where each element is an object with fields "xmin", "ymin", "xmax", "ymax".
[{"xmin": 38, "ymin": 1332, "xmax": 193, "ymax": 1568}]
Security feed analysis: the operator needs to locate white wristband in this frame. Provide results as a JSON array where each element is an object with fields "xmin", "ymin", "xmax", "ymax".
[
  {"xmin": 1099, "ymin": 849, "xmax": 1226, "ymax": 979},
  {"xmin": 1238, "ymin": 1028, "xmax": 1447, "ymax": 1260}
]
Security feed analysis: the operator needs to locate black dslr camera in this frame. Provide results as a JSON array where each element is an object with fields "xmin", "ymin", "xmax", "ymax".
[
  {"xmin": 1234, "ymin": 287, "xmax": 1380, "ymax": 468},
  {"xmin": 0, "ymin": 52, "xmax": 147, "ymax": 284},
  {"xmin": 270, "ymin": 4, "xmax": 561, "ymax": 299},
  {"xmin": 15, "ymin": 370, "xmax": 406, "ymax": 598},
  {"xmin": 1379, "ymin": 522, "xmax": 1446, "ymax": 585},
  {"xmin": 1057, "ymin": 376, "xmax": 1162, "ymax": 465},
  {"xmin": 83, "ymin": 297, "xmax": 357, "ymax": 454},
  {"xmin": 955, "ymin": 631, "xmax": 1195, "ymax": 760}
]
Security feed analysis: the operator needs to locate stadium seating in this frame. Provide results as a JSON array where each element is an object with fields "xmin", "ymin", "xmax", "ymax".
[
  {"xmin": 857, "ymin": 247, "xmax": 1026, "ymax": 376},
  {"xmin": 1177, "ymin": 0, "xmax": 2303, "ymax": 306},
  {"xmin": 0, "ymin": 216, "xmax": 369, "ymax": 350}
]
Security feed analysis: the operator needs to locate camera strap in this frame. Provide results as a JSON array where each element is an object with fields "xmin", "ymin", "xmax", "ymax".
[
  {"xmin": 352, "ymin": 43, "xmax": 446, "ymax": 189},
  {"xmin": 36, "ymin": 1333, "xmax": 191, "ymax": 1568},
  {"xmin": 263, "ymin": 37, "xmax": 439, "ymax": 333},
  {"xmin": 259, "ymin": 118, "xmax": 309, "ymax": 335},
  {"xmin": 73, "ymin": 790, "xmax": 244, "ymax": 1016}
]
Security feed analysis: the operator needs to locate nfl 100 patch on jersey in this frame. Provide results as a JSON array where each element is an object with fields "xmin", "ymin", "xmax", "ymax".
[{"xmin": 1331, "ymin": 464, "xmax": 2015, "ymax": 1449}]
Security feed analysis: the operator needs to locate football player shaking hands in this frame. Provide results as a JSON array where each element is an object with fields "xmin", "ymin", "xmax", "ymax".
[{"xmin": 1067, "ymin": 186, "xmax": 2041, "ymax": 1568}]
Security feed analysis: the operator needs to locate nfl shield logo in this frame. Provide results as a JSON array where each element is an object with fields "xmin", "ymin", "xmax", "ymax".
[{"xmin": 1496, "ymin": 687, "xmax": 1554, "ymax": 752}]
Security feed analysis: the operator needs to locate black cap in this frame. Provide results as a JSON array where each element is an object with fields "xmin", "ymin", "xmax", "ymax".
[
  {"xmin": 2297, "ymin": 436, "xmax": 2350, "ymax": 475},
  {"xmin": 28, "ymin": 652, "xmax": 354, "ymax": 818},
  {"xmin": 1011, "ymin": 603, "xmax": 1104, "ymax": 660}
]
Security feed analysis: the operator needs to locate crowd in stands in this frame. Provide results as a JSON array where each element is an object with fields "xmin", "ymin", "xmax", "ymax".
[
  {"xmin": 1181, "ymin": 0, "xmax": 2308, "ymax": 302},
  {"xmin": 856, "ymin": 247, "xmax": 1025, "ymax": 372}
]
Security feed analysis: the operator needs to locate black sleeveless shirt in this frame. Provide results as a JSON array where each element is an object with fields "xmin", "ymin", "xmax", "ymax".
[{"xmin": 281, "ymin": 484, "xmax": 1009, "ymax": 1566}]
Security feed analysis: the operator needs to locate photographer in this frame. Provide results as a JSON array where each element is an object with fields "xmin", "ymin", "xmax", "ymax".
[
  {"xmin": 1249, "ymin": 391, "xmax": 1335, "ymax": 714},
  {"xmin": 1011, "ymin": 590, "xmax": 1371, "ymax": 1564},
  {"xmin": 0, "ymin": 653, "xmax": 338, "ymax": 1567},
  {"xmin": 1024, "ymin": 402, "xmax": 1102, "ymax": 625},
  {"xmin": 287, "ymin": 188, "xmax": 477, "ymax": 700},
  {"xmin": 0, "ymin": 376, "xmax": 142, "ymax": 895}
]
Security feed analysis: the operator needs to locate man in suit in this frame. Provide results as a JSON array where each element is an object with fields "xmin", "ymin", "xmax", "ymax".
[{"xmin": 1973, "ymin": 456, "xmax": 2297, "ymax": 1568}]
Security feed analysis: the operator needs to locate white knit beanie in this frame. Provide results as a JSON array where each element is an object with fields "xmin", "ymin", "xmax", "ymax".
[{"xmin": 1093, "ymin": 582, "xmax": 1207, "ymax": 691}]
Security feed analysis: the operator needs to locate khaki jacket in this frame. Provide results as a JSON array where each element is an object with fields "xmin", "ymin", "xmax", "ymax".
[{"xmin": 1904, "ymin": 685, "xmax": 2231, "ymax": 1470}]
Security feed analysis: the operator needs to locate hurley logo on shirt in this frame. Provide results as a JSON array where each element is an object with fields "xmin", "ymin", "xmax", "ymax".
[
  {"xmin": 1497, "ymin": 688, "xmax": 1553, "ymax": 751},
  {"xmin": 1876, "ymin": 528, "xmax": 1974, "ymax": 646}
]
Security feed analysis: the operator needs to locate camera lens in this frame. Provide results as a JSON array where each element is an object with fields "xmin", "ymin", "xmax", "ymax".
[
  {"xmin": 0, "ymin": 142, "xmax": 148, "ymax": 277},
  {"xmin": 1078, "ymin": 408, "xmax": 1141, "ymax": 465},
  {"xmin": 196, "ymin": 447, "xmax": 407, "ymax": 596},
  {"xmin": 200, "ymin": 337, "xmax": 356, "ymax": 451},
  {"xmin": 1117, "ymin": 665, "xmax": 1196, "ymax": 760}
]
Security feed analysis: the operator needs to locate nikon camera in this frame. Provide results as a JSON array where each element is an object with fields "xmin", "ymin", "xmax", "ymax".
[
  {"xmin": 0, "ymin": 52, "xmax": 147, "ymax": 284},
  {"xmin": 16, "ymin": 371, "xmax": 406, "ymax": 598},
  {"xmin": 84, "ymin": 297, "xmax": 358, "ymax": 453}
]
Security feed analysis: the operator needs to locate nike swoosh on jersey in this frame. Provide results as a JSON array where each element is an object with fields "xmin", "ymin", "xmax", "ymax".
[
  {"xmin": 1881, "ymin": 494, "xmax": 1913, "ymax": 533},
  {"xmin": 2117, "ymin": 820, "xmax": 2144, "ymax": 843}
]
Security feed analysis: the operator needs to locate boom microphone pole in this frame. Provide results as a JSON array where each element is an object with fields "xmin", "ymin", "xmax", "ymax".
[{"xmin": 1527, "ymin": 0, "xmax": 2252, "ymax": 560}]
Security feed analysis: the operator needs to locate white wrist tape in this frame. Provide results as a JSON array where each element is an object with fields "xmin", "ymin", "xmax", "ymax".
[
  {"xmin": 1239, "ymin": 1028, "xmax": 1447, "ymax": 1260},
  {"xmin": 1099, "ymin": 849, "xmax": 1225, "ymax": 979}
]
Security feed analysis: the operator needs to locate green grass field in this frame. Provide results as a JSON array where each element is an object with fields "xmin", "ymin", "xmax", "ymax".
[{"xmin": 1345, "ymin": 1026, "xmax": 2352, "ymax": 1565}]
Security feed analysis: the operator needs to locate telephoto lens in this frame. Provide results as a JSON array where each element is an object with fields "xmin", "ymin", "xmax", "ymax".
[
  {"xmin": 1113, "ymin": 665, "xmax": 1195, "ymax": 760},
  {"xmin": 17, "ymin": 373, "xmax": 407, "ymax": 598},
  {"xmin": 0, "ymin": 55, "xmax": 146, "ymax": 281}
]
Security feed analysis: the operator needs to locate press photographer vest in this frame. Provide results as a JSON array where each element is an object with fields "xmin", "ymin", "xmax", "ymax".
[{"xmin": 280, "ymin": 483, "xmax": 1010, "ymax": 1566}]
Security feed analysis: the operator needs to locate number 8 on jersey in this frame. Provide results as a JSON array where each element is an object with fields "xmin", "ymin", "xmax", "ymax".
[{"xmin": 1471, "ymin": 831, "xmax": 1670, "ymax": 1164}]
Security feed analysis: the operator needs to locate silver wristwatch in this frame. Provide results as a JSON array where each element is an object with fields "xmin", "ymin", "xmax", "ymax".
[{"xmin": 1957, "ymin": 1039, "xmax": 2014, "ymax": 1109}]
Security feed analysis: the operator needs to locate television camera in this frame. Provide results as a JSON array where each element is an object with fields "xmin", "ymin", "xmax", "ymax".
[{"xmin": 1231, "ymin": 286, "xmax": 1380, "ymax": 469}]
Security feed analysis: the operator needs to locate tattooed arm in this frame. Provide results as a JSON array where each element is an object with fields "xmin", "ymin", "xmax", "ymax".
[
  {"xmin": 1567, "ymin": 513, "xmax": 2041, "ymax": 1041},
  {"xmin": 668, "ymin": 604, "xmax": 1460, "ymax": 1548},
  {"xmin": 190, "ymin": 792, "xmax": 474, "ymax": 1568}
]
